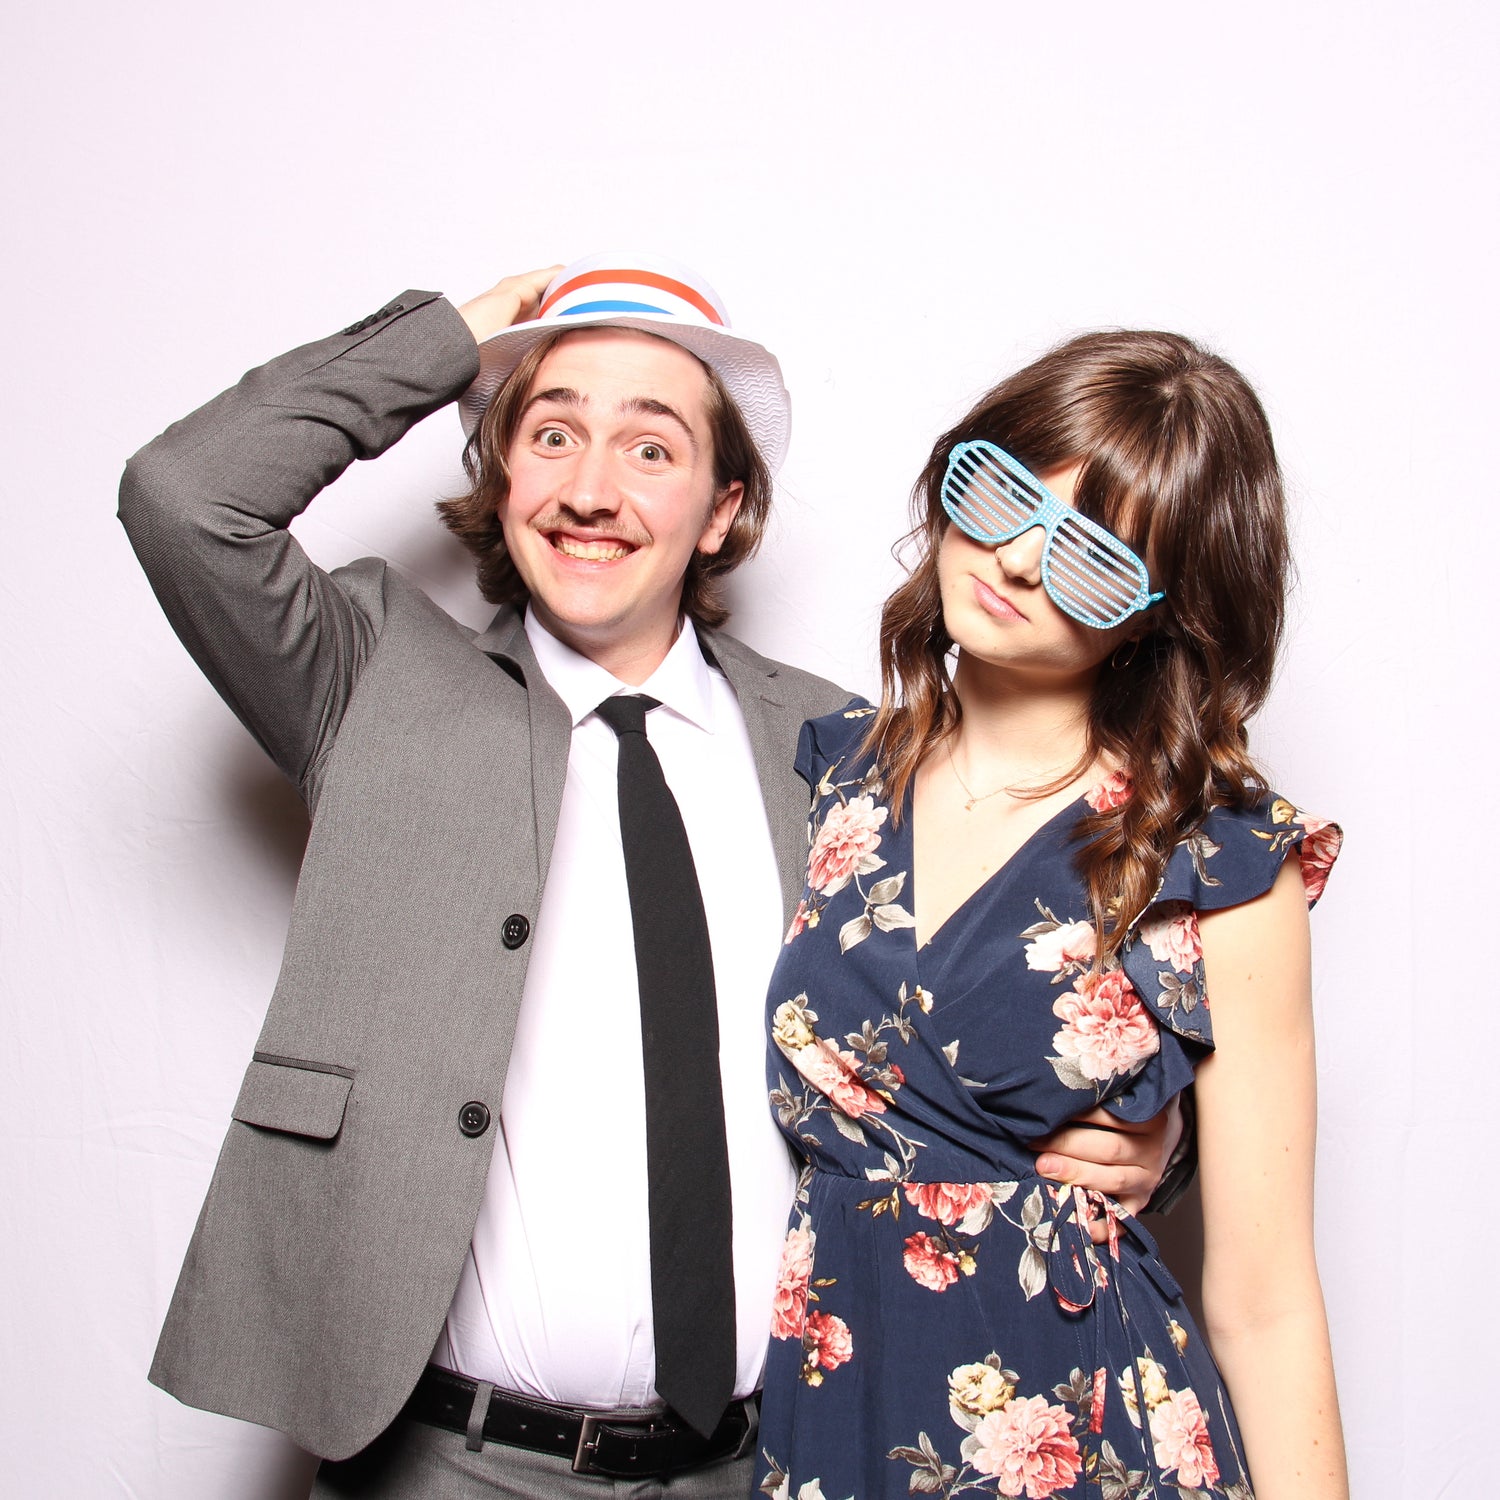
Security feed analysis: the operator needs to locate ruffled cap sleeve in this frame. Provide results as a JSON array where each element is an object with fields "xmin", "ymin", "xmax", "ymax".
[{"xmin": 1119, "ymin": 794, "xmax": 1343, "ymax": 1052}]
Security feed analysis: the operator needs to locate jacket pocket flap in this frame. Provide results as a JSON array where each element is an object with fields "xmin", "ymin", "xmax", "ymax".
[{"xmin": 232, "ymin": 1057, "xmax": 353, "ymax": 1140}]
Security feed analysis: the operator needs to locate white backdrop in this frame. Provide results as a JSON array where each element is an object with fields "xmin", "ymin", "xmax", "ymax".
[{"xmin": 3, "ymin": 3, "xmax": 1495, "ymax": 1496}]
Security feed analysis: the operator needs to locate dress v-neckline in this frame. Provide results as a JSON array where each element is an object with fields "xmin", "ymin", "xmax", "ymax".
[{"xmin": 912, "ymin": 792, "xmax": 1087, "ymax": 956}]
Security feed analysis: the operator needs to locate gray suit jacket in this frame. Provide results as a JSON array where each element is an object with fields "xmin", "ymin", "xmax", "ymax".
[{"xmin": 118, "ymin": 291, "xmax": 849, "ymax": 1460}]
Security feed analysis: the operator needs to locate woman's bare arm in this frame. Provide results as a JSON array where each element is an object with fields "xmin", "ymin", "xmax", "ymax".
[{"xmin": 1195, "ymin": 856, "xmax": 1348, "ymax": 1499}]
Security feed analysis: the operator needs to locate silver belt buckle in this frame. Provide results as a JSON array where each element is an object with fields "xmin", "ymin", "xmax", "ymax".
[
  {"xmin": 572, "ymin": 1414, "xmax": 604, "ymax": 1474},
  {"xmin": 572, "ymin": 1399, "xmax": 758, "ymax": 1474}
]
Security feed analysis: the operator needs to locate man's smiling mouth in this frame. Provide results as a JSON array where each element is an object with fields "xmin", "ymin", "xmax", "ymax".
[{"xmin": 548, "ymin": 534, "xmax": 637, "ymax": 562}]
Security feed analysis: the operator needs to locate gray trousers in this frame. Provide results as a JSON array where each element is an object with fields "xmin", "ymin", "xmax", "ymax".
[{"xmin": 310, "ymin": 1418, "xmax": 755, "ymax": 1500}]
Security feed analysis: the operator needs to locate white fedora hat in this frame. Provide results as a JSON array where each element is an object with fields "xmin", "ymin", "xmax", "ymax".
[{"xmin": 457, "ymin": 252, "xmax": 792, "ymax": 472}]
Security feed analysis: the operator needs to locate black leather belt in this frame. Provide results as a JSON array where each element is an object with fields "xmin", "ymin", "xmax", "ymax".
[{"xmin": 403, "ymin": 1365, "xmax": 759, "ymax": 1477}]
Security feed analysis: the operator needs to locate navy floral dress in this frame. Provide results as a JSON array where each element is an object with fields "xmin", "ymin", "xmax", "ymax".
[{"xmin": 757, "ymin": 705, "xmax": 1341, "ymax": 1500}]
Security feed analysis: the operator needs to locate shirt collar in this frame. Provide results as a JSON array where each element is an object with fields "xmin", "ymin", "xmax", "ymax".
[{"xmin": 523, "ymin": 609, "xmax": 719, "ymax": 733}]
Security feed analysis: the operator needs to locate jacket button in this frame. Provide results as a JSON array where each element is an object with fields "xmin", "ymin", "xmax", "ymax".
[
  {"xmin": 458, "ymin": 1101, "xmax": 491, "ymax": 1137},
  {"xmin": 501, "ymin": 914, "xmax": 530, "ymax": 949}
]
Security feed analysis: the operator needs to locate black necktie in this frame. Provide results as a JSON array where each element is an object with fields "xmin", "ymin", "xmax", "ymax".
[{"xmin": 594, "ymin": 694, "xmax": 736, "ymax": 1439}]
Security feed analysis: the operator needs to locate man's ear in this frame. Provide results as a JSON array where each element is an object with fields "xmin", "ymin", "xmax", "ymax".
[{"xmin": 696, "ymin": 480, "xmax": 745, "ymax": 557}]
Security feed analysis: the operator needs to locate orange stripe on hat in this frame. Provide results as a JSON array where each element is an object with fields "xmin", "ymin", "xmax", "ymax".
[{"xmin": 537, "ymin": 268, "xmax": 725, "ymax": 325}]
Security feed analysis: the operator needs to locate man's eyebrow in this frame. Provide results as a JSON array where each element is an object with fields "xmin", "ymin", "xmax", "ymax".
[
  {"xmin": 519, "ymin": 386, "xmax": 582, "ymax": 419},
  {"xmin": 619, "ymin": 397, "xmax": 698, "ymax": 454}
]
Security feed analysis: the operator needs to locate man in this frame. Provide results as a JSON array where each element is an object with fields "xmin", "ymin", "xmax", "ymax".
[{"xmin": 120, "ymin": 256, "xmax": 1173, "ymax": 1497}]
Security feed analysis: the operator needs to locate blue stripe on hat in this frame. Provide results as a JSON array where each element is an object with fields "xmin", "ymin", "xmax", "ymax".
[{"xmin": 559, "ymin": 299, "xmax": 673, "ymax": 317}]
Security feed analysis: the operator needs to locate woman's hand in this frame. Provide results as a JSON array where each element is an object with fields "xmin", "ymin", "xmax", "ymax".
[{"xmin": 458, "ymin": 266, "xmax": 565, "ymax": 345}]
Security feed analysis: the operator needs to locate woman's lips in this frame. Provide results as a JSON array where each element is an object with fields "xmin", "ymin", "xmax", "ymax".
[{"xmin": 972, "ymin": 575, "xmax": 1027, "ymax": 622}]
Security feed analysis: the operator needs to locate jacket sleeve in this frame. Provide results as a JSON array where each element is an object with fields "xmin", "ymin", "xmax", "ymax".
[{"xmin": 117, "ymin": 290, "xmax": 482, "ymax": 792}]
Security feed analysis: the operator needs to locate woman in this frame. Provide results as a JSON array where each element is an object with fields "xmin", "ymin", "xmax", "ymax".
[{"xmin": 758, "ymin": 331, "xmax": 1347, "ymax": 1499}]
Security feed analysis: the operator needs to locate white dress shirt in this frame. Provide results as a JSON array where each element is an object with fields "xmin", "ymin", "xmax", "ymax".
[{"xmin": 436, "ymin": 611, "xmax": 797, "ymax": 1408}]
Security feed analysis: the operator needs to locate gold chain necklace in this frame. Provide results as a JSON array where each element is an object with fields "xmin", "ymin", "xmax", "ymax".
[
  {"xmin": 946, "ymin": 741, "xmax": 1080, "ymax": 812},
  {"xmin": 946, "ymin": 741, "xmax": 1010, "ymax": 812}
]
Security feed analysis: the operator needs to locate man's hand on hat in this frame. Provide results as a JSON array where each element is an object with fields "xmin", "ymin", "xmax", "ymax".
[{"xmin": 459, "ymin": 267, "xmax": 565, "ymax": 346}]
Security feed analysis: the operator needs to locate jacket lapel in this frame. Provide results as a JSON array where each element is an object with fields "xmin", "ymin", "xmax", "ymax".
[
  {"xmin": 475, "ymin": 608, "xmax": 573, "ymax": 893},
  {"xmin": 705, "ymin": 632, "xmax": 810, "ymax": 921}
]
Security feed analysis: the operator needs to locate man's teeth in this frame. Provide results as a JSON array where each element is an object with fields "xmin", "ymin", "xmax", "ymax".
[{"xmin": 553, "ymin": 537, "xmax": 632, "ymax": 561}]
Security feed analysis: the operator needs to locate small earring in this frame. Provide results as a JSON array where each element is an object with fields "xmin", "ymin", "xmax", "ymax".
[{"xmin": 1110, "ymin": 638, "xmax": 1140, "ymax": 671}]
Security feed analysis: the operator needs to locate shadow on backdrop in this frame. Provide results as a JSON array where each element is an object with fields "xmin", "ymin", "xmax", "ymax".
[
  {"xmin": 1153, "ymin": 1180, "xmax": 1206, "ymax": 1331},
  {"xmin": 222, "ymin": 736, "xmax": 311, "ymax": 889},
  {"xmin": 270, "ymin": 1444, "xmax": 319, "ymax": 1500}
]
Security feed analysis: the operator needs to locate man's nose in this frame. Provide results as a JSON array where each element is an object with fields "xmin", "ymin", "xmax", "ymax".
[
  {"xmin": 557, "ymin": 446, "xmax": 620, "ymax": 517},
  {"xmin": 995, "ymin": 523, "xmax": 1046, "ymax": 585}
]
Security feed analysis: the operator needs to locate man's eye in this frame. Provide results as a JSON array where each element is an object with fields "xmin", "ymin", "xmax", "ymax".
[
  {"xmin": 638, "ymin": 443, "xmax": 666, "ymax": 463},
  {"xmin": 539, "ymin": 428, "xmax": 568, "ymax": 448}
]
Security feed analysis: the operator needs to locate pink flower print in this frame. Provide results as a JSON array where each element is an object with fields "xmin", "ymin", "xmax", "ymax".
[
  {"xmin": 962, "ymin": 1394, "xmax": 1083, "ymax": 1498},
  {"xmin": 806, "ymin": 795, "xmax": 887, "ymax": 896},
  {"xmin": 783, "ymin": 898, "xmax": 812, "ymax": 945},
  {"xmin": 1052, "ymin": 969, "xmax": 1160, "ymax": 1083},
  {"xmin": 789, "ymin": 1040, "xmax": 887, "ymax": 1119},
  {"xmin": 1089, "ymin": 1367, "xmax": 1107, "ymax": 1434},
  {"xmin": 902, "ymin": 1181, "xmax": 994, "ymax": 1227},
  {"xmin": 1148, "ymin": 1386, "xmax": 1221, "ymax": 1488},
  {"xmin": 770, "ymin": 1224, "xmax": 814, "ymax": 1340},
  {"xmin": 1085, "ymin": 770, "xmax": 1132, "ymax": 812},
  {"xmin": 1024, "ymin": 920, "xmax": 1098, "ymax": 974},
  {"xmin": 902, "ymin": 1232, "xmax": 960, "ymax": 1292},
  {"xmin": 802, "ymin": 1310, "xmax": 853, "ymax": 1372},
  {"xmin": 1295, "ymin": 813, "xmax": 1341, "ymax": 903},
  {"xmin": 1139, "ymin": 901, "xmax": 1201, "ymax": 973}
]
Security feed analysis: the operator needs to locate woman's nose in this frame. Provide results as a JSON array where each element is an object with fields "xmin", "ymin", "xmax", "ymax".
[{"xmin": 995, "ymin": 524, "xmax": 1046, "ymax": 585}]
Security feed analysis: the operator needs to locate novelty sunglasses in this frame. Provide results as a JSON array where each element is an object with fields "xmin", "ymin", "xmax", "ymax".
[{"xmin": 940, "ymin": 440, "xmax": 1165, "ymax": 629}]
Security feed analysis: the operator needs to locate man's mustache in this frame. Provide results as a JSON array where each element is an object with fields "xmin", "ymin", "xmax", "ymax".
[{"xmin": 529, "ymin": 508, "xmax": 651, "ymax": 548}]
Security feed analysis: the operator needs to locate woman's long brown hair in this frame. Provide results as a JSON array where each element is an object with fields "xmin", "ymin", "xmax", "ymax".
[{"xmin": 867, "ymin": 330, "xmax": 1290, "ymax": 960}]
